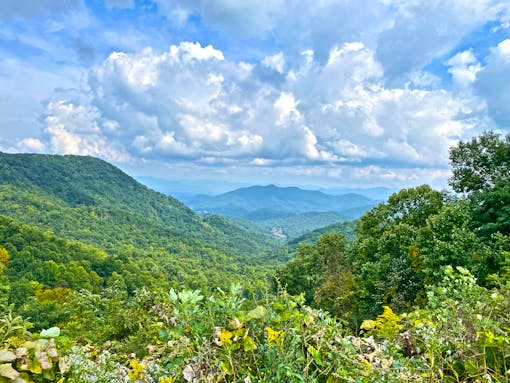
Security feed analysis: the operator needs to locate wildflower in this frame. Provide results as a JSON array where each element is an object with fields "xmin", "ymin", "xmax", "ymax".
[
  {"xmin": 265, "ymin": 327, "xmax": 284, "ymax": 348},
  {"xmin": 128, "ymin": 359, "xmax": 145, "ymax": 381},
  {"xmin": 220, "ymin": 329, "xmax": 233, "ymax": 346}
]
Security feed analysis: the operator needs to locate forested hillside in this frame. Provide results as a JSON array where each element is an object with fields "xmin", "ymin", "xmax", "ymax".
[
  {"xmin": 0, "ymin": 153, "xmax": 280, "ymax": 294},
  {"xmin": 0, "ymin": 132, "xmax": 509, "ymax": 382}
]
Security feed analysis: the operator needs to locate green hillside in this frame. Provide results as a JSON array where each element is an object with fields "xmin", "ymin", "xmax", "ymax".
[
  {"xmin": 0, "ymin": 153, "xmax": 279, "ymax": 291},
  {"xmin": 254, "ymin": 211, "xmax": 350, "ymax": 239},
  {"xmin": 286, "ymin": 220, "xmax": 357, "ymax": 252}
]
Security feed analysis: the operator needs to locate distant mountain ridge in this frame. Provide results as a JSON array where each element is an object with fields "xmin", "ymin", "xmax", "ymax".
[
  {"xmin": 188, "ymin": 184, "xmax": 377, "ymax": 217},
  {"xmin": 186, "ymin": 184, "xmax": 378, "ymax": 239}
]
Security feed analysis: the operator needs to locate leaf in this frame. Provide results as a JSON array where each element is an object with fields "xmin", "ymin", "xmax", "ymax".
[
  {"xmin": 307, "ymin": 346, "xmax": 323, "ymax": 366},
  {"xmin": 246, "ymin": 306, "xmax": 267, "ymax": 321},
  {"xmin": 0, "ymin": 363, "xmax": 19, "ymax": 380},
  {"xmin": 0, "ymin": 350, "xmax": 16, "ymax": 363},
  {"xmin": 243, "ymin": 336, "xmax": 257, "ymax": 352},
  {"xmin": 40, "ymin": 327, "xmax": 60, "ymax": 338},
  {"xmin": 464, "ymin": 360, "xmax": 478, "ymax": 376},
  {"xmin": 168, "ymin": 288, "xmax": 178, "ymax": 303}
]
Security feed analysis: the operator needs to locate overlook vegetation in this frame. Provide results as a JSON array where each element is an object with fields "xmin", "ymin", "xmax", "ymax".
[{"xmin": 0, "ymin": 131, "xmax": 509, "ymax": 382}]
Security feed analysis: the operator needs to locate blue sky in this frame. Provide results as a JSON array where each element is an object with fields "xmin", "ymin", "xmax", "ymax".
[{"xmin": 1, "ymin": 0, "xmax": 509, "ymax": 189}]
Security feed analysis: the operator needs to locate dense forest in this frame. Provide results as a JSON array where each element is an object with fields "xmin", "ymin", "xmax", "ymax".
[{"xmin": 0, "ymin": 131, "xmax": 509, "ymax": 382}]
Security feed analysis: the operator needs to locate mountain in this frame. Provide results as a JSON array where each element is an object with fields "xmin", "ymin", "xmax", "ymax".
[
  {"xmin": 0, "ymin": 153, "xmax": 279, "ymax": 292},
  {"xmin": 186, "ymin": 184, "xmax": 377, "ymax": 239},
  {"xmin": 188, "ymin": 184, "xmax": 377, "ymax": 216}
]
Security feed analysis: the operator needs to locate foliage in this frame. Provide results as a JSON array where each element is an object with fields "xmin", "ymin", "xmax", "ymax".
[
  {"xmin": 449, "ymin": 131, "xmax": 510, "ymax": 240},
  {"xmin": 449, "ymin": 131, "xmax": 510, "ymax": 194},
  {"xmin": 0, "ymin": 312, "xmax": 65, "ymax": 383}
]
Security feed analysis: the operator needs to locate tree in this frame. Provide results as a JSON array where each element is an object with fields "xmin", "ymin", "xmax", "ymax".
[
  {"xmin": 277, "ymin": 232, "xmax": 353, "ymax": 318},
  {"xmin": 352, "ymin": 186, "xmax": 445, "ymax": 318},
  {"xmin": 449, "ymin": 131, "xmax": 510, "ymax": 239},
  {"xmin": 449, "ymin": 131, "xmax": 510, "ymax": 194}
]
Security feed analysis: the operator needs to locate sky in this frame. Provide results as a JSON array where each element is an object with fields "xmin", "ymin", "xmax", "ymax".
[{"xmin": 1, "ymin": 0, "xmax": 510, "ymax": 190}]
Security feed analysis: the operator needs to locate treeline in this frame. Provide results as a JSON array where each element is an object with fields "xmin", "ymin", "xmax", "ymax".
[{"xmin": 278, "ymin": 131, "xmax": 510, "ymax": 324}]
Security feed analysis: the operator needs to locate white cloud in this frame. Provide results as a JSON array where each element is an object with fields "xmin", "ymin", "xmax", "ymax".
[
  {"xmin": 475, "ymin": 39, "xmax": 510, "ymax": 127},
  {"xmin": 17, "ymin": 138, "xmax": 46, "ymax": 152},
  {"xmin": 447, "ymin": 50, "xmax": 481, "ymax": 89},
  {"xmin": 44, "ymin": 100, "xmax": 130, "ymax": 162},
  {"xmin": 36, "ymin": 39, "xmax": 480, "ymax": 176},
  {"xmin": 262, "ymin": 52, "xmax": 286, "ymax": 74}
]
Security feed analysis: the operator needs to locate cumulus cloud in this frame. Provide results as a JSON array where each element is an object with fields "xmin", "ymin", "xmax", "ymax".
[
  {"xmin": 43, "ymin": 100, "xmax": 130, "ymax": 162},
  {"xmin": 17, "ymin": 138, "xmax": 46, "ymax": 152},
  {"xmin": 447, "ymin": 50, "xmax": 482, "ymax": 89},
  {"xmin": 37, "ymin": 39, "xmax": 480, "ymax": 179}
]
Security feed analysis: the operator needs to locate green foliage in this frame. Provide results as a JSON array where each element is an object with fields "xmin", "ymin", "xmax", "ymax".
[
  {"xmin": 277, "ymin": 233, "xmax": 356, "ymax": 323},
  {"xmin": 449, "ymin": 131, "xmax": 510, "ymax": 194},
  {"xmin": 404, "ymin": 266, "xmax": 510, "ymax": 381},
  {"xmin": 286, "ymin": 220, "xmax": 356, "ymax": 252},
  {"xmin": 449, "ymin": 131, "xmax": 510, "ymax": 240}
]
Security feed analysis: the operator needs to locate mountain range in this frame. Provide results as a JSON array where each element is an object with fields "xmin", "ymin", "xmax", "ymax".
[{"xmin": 185, "ymin": 185, "xmax": 378, "ymax": 239}]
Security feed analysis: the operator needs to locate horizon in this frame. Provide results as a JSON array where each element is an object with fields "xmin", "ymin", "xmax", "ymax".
[{"xmin": 1, "ymin": 1, "xmax": 509, "ymax": 188}]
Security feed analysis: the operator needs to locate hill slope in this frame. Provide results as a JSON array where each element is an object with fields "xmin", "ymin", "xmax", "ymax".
[{"xmin": 0, "ymin": 152, "xmax": 279, "ymax": 290}]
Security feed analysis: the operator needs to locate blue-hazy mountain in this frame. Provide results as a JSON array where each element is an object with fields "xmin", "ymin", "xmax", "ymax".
[
  {"xmin": 188, "ymin": 184, "xmax": 377, "ymax": 216},
  {"xmin": 185, "ymin": 185, "xmax": 378, "ymax": 239},
  {"xmin": 318, "ymin": 186, "xmax": 396, "ymax": 201}
]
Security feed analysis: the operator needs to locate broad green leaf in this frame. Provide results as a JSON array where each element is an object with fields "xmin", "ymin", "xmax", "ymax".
[
  {"xmin": 246, "ymin": 306, "xmax": 267, "ymax": 321},
  {"xmin": 168, "ymin": 288, "xmax": 178, "ymax": 303},
  {"xmin": 40, "ymin": 327, "xmax": 60, "ymax": 338}
]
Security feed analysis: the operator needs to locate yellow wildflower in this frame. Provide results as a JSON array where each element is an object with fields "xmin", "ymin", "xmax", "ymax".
[
  {"xmin": 220, "ymin": 328, "xmax": 233, "ymax": 346},
  {"xmin": 265, "ymin": 327, "xmax": 284, "ymax": 347},
  {"xmin": 128, "ymin": 359, "xmax": 145, "ymax": 380}
]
